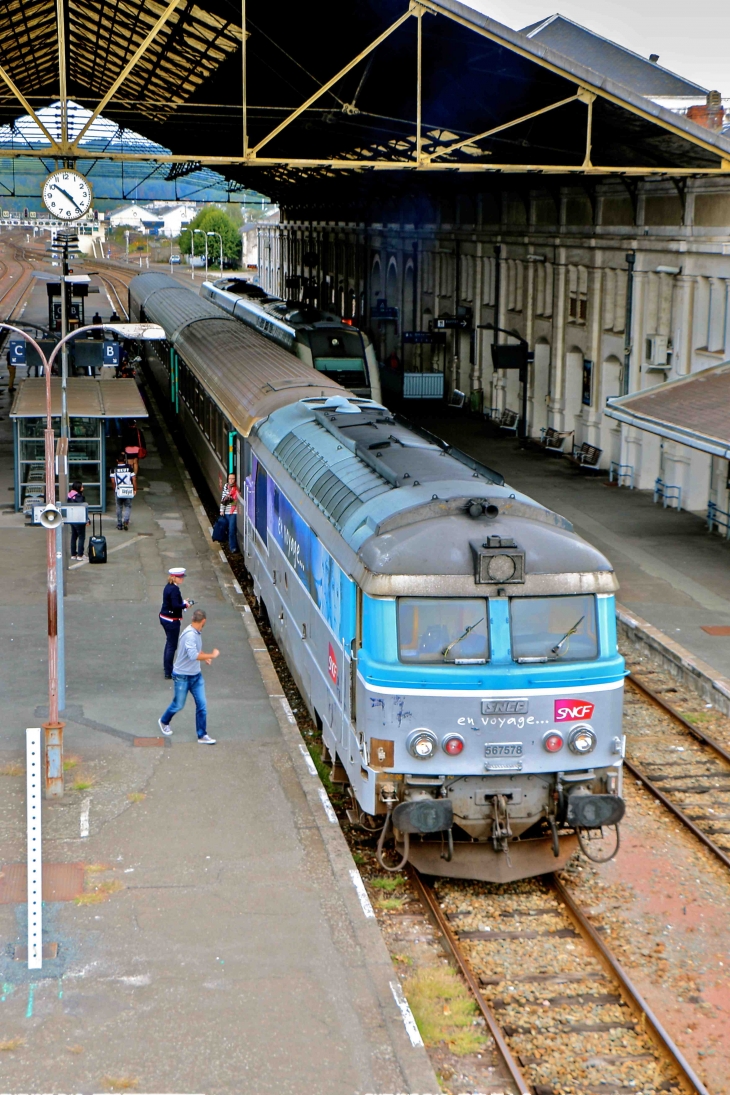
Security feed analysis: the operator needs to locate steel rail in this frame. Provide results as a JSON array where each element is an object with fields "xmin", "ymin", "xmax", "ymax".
[
  {"xmin": 628, "ymin": 671, "xmax": 730, "ymax": 766},
  {"xmin": 408, "ymin": 867, "xmax": 531, "ymax": 1095},
  {"xmin": 552, "ymin": 875, "xmax": 710, "ymax": 1095}
]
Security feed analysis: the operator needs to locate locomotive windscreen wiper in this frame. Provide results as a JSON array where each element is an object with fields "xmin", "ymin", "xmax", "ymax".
[
  {"xmin": 550, "ymin": 616, "xmax": 585, "ymax": 657},
  {"xmin": 442, "ymin": 617, "xmax": 484, "ymax": 659}
]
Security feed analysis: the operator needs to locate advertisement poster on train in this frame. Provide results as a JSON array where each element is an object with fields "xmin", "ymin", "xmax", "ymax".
[{"xmin": 270, "ymin": 481, "xmax": 310, "ymax": 586}]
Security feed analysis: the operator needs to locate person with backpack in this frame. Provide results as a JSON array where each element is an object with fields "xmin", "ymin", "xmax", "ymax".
[
  {"xmin": 110, "ymin": 452, "xmax": 136, "ymax": 530},
  {"xmin": 67, "ymin": 481, "xmax": 89, "ymax": 560}
]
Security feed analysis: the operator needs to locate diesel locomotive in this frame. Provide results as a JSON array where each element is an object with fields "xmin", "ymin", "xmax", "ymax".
[{"xmin": 130, "ymin": 272, "xmax": 625, "ymax": 883}]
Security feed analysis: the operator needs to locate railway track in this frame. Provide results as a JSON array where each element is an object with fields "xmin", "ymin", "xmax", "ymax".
[
  {"xmin": 411, "ymin": 869, "xmax": 708, "ymax": 1095},
  {"xmin": 624, "ymin": 672, "xmax": 730, "ymax": 873}
]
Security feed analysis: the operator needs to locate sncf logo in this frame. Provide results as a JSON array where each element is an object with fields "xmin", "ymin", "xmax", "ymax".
[
  {"xmin": 328, "ymin": 643, "xmax": 339, "ymax": 686},
  {"xmin": 554, "ymin": 699, "xmax": 595, "ymax": 722}
]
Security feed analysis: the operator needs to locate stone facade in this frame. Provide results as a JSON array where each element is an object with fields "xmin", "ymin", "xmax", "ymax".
[{"xmin": 258, "ymin": 177, "xmax": 730, "ymax": 516}]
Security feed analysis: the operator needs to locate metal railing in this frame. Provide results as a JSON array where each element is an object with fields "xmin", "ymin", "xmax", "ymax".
[
  {"xmin": 707, "ymin": 500, "xmax": 730, "ymax": 538},
  {"xmin": 609, "ymin": 461, "xmax": 635, "ymax": 488},
  {"xmin": 653, "ymin": 477, "xmax": 682, "ymax": 511}
]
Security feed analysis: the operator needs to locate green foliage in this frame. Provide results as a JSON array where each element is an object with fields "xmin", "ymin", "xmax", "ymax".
[
  {"xmin": 403, "ymin": 966, "xmax": 486, "ymax": 1056},
  {"xmin": 179, "ymin": 206, "xmax": 241, "ymax": 268},
  {"xmin": 371, "ymin": 875, "xmax": 405, "ymax": 891}
]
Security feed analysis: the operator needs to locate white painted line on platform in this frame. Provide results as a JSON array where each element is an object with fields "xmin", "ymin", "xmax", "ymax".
[
  {"xmin": 208, "ymin": 527, "xmax": 214, "ymax": 537},
  {"xmin": 80, "ymin": 797, "xmax": 91, "ymax": 839},
  {"xmin": 298, "ymin": 743, "xmax": 317, "ymax": 777},
  {"xmin": 232, "ymin": 579, "xmax": 242, "ymax": 594},
  {"xmin": 219, "ymin": 550, "xmax": 227, "ymax": 563},
  {"xmin": 318, "ymin": 787, "xmax": 338, "ymax": 824},
  {"xmin": 199, "ymin": 505, "xmax": 206, "ymax": 516},
  {"xmin": 279, "ymin": 696, "xmax": 297, "ymax": 724},
  {"xmin": 390, "ymin": 980, "xmax": 424, "ymax": 1047},
  {"xmin": 26, "ymin": 727, "xmax": 42, "ymax": 971},
  {"xmin": 349, "ymin": 868, "xmax": 375, "ymax": 919},
  {"xmin": 69, "ymin": 534, "xmax": 146, "ymax": 569},
  {"xmin": 242, "ymin": 604, "xmax": 251, "ymax": 613}
]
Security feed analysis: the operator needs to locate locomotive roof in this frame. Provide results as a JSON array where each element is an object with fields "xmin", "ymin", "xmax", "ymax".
[
  {"xmin": 129, "ymin": 273, "xmax": 342, "ymax": 432},
  {"xmin": 256, "ymin": 399, "xmax": 617, "ymax": 596}
]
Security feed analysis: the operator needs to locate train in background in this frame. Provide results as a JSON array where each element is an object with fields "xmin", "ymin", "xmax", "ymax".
[
  {"xmin": 200, "ymin": 277, "xmax": 381, "ymax": 403},
  {"xmin": 130, "ymin": 272, "xmax": 626, "ymax": 883}
]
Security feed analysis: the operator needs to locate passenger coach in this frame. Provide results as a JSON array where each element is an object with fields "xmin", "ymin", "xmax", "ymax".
[{"xmin": 130, "ymin": 273, "xmax": 625, "ymax": 883}]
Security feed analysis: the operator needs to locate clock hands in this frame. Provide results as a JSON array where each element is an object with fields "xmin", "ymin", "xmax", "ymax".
[{"xmin": 49, "ymin": 183, "xmax": 84, "ymax": 215}]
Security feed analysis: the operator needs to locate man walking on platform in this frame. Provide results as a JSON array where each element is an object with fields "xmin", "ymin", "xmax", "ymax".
[
  {"xmin": 158, "ymin": 609, "xmax": 219, "ymax": 743},
  {"xmin": 111, "ymin": 452, "xmax": 136, "ymax": 530},
  {"xmin": 159, "ymin": 566, "xmax": 191, "ymax": 678}
]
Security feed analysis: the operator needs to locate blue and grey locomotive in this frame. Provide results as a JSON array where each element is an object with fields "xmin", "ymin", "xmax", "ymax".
[
  {"xmin": 200, "ymin": 277, "xmax": 382, "ymax": 402},
  {"xmin": 130, "ymin": 273, "xmax": 625, "ymax": 883}
]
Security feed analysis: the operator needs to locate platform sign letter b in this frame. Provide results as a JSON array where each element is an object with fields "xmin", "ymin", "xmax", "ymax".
[{"xmin": 104, "ymin": 341, "xmax": 120, "ymax": 366}]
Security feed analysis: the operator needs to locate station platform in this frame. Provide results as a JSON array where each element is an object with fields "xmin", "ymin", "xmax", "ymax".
[
  {"xmin": 410, "ymin": 409, "xmax": 730, "ymax": 691},
  {"xmin": 0, "ymin": 363, "xmax": 438, "ymax": 1093}
]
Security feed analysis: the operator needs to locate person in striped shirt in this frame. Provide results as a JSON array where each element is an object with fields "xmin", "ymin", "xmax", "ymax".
[{"xmin": 219, "ymin": 473, "xmax": 240, "ymax": 554}]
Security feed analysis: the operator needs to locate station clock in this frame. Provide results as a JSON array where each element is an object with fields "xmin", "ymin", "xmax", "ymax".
[{"xmin": 41, "ymin": 169, "xmax": 92, "ymax": 221}]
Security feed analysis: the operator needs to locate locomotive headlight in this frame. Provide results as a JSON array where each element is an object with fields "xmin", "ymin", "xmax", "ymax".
[
  {"xmin": 543, "ymin": 731, "xmax": 564, "ymax": 753},
  {"xmin": 407, "ymin": 729, "xmax": 437, "ymax": 759},
  {"xmin": 442, "ymin": 734, "xmax": 464, "ymax": 756},
  {"xmin": 568, "ymin": 725, "xmax": 597, "ymax": 755}
]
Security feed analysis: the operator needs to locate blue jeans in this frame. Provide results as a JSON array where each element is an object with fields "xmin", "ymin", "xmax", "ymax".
[
  {"xmin": 161, "ymin": 672, "xmax": 207, "ymax": 737},
  {"xmin": 225, "ymin": 513, "xmax": 238, "ymax": 552}
]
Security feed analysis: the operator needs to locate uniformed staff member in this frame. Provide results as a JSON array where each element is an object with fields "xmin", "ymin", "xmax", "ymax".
[{"xmin": 159, "ymin": 567, "xmax": 192, "ymax": 679}]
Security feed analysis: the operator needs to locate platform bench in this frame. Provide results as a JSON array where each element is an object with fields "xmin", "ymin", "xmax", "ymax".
[{"xmin": 567, "ymin": 442, "xmax": 603, "ymax": 472}]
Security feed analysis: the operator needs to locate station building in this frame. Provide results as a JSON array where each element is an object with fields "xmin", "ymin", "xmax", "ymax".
[{"xmin": 255, "ymin": 17, "xmax": 730, "ymax": 523}]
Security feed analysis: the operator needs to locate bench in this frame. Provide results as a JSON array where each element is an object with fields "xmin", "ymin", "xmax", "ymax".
[
  {"xmin": 567, "ymin": 442, "xmax": 603, "ymax": 472},
  {"xmin": 528, "ymin": 427, "xmax": 568, "ymax": 455},
  {"xmin": 498, "ymin": 408, "xmax": 519, "ymax": 434}
]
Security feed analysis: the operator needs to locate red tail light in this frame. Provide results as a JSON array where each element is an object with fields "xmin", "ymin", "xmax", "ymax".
[
  {"xmin": 544, "ymin": 732, "xmax": 564, "ymax": 753},
  {"xmin": 442, "ymin": 735, "xmax": 464, "ymax": 756}
]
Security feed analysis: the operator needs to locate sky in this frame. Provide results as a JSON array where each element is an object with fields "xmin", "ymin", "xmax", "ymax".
[{"xmin": 467, "ymin": 0, "xmax": 729, "ymax": 95}]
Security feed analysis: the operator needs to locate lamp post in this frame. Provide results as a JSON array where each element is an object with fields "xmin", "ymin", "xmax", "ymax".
[
  {"xmin": 193, "ymin": 228, "xmax": 208, "ymax": 279},
  {"xmin": 207, "ymin": 231, "xmax": 224, "ymax": 274},
  {"xmin": 2, "ymin": 320, "xmax": 166, "ymax": 797}
]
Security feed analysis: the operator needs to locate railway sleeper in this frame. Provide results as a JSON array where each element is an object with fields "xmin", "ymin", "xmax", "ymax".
[
  {"xmin": 492, "ymin": 991, "xmax": 623, "ymax": 1009},
  {"xmin": 480, "ymin": 970, "xmax": 609, "ymax": 985},
  {"xmin": 458, "ymin": 926, "xmax": 578, "ymax": 940},
  {"xmin": 502, "ymin": 1019, "xmax": 636, "ymax": 1035}
]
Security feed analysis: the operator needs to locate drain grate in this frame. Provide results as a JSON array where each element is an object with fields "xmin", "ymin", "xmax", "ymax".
[{"xmin": 0, "ymin": 862, "xmax": 85, "ymax": 903}]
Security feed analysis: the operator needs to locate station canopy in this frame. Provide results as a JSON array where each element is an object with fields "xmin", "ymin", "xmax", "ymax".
[
  {"xmin": 1, "ymin": 0, "xmax": 730, "ymax": 208},
  {"xmin": 606, "ymin": 364, "xmax": 730, "ymax": 460},
  {"xmin": 10, "ymin": 378, "xmax": 149, "ymax": 419}
]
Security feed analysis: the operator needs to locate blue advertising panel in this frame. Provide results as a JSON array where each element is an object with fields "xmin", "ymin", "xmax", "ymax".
[{"xmin": 270, "ymin": 481, "xmax": 310, "ymax": 587}]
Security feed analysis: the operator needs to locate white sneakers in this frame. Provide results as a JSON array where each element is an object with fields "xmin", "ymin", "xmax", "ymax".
[
  {"xmin": 158, "ymin": 718, "xmax": 172, "ymax": 736},
  {"xmin": 198, "ymin": 734, "xmax": 216, "ymax": 744}
]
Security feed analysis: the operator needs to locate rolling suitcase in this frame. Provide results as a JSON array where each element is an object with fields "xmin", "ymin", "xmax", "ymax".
[{"xmin": 88, "ymin": 513, "xmax": 107, "ymax": 564}]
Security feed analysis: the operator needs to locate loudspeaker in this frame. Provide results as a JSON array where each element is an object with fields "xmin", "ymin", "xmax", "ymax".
[{"xmin": 39, "ymin": 504, "xmax": 63, "ymax": 529}]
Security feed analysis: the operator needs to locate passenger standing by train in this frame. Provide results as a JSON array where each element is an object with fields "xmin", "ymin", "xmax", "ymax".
[
  {"xmin": 159, "ymin": 566, "xmax": 191, "ymax": 679},
  {"xmin": 219, "ymin": 473, "xmax": 240, "ymax": 554},
  {"xmin": 111, "ymin": 452, "xmax": 136, "ymax": 530},
  {"xmin": 158, "ymin": 608, "xmax": 219, "ymax": 743}
]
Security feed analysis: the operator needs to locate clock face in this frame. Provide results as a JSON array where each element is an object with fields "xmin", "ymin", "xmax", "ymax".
[{"xmin": 42, "ymin": 170, "xmax": 92, "ymax": 221}]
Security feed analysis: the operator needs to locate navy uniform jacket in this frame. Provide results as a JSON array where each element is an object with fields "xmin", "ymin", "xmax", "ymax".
[{"xmin": 160, "ymin": 583, "xmax": 185, "ymax": 622}]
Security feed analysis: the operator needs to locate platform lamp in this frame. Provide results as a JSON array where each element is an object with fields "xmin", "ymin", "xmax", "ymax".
[
  {"xmin": 4, "ymin": 320, "xmax": 165, "ymax": 798},
  {"xmin": 193, "ymin": 228, "xmax": 208, "ymax": 279},
  {"xmin": 207, "ymin": 231, "xmax": 224, "ymax": 273}
]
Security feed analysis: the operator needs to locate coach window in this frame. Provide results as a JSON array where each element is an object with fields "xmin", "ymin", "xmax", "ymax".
[
  {"xmin": 510, "ymin": 595, "xmax": 598, "ymax": 663},
  {"xmin": 255, "ymin": 463, "xmax": 268, "ymax": 545},
  {"xmin": 398, "ymin": 598, "xmax": 488, "ymax": 663}
]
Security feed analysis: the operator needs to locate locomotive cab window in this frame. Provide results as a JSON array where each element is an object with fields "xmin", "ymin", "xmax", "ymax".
[
  {"xmin": 510, "ymin": 595, "xmax": 598, "ymax": 663},
  {"xmin": 310, "ymin": 330, "xmax": 367, "ymax": 387},
  {"xmin": 398, "ymin": 598, "xmax": 489, "ymax": 664}
]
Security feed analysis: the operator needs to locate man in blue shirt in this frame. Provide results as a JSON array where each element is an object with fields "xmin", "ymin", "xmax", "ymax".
[{"xmin": 158, "ymin": 609, "xmax": 219, "ymax": 744}]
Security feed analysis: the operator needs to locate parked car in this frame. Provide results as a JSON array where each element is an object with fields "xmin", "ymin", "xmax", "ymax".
[{"xmin": 169, "ymin": 254, "xmax": 181, "ymax": 264}]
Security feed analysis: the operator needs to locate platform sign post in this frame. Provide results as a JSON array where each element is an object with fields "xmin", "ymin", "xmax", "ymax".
[{"xmin": 26, "ymin": 727, "xmax": 43, "ymax": 970}]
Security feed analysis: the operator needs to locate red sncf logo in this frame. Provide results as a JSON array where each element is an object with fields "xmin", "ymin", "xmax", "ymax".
[
  {"xmin": 327, "ymin": 643, "xmax": 338, "ymax": 685},
  {"xmin": 554, "ymin": 699, "xmax": 595, "ymax": 722}
]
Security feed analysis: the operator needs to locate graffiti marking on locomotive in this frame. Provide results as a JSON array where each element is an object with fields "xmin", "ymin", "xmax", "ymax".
[
  {"xmin": 482, "ymin": 698, "xmax": 529, "ymax": 715},
  {"xmin": 554, "ymin": 699, "xmax": 596, "ymax": 722}
]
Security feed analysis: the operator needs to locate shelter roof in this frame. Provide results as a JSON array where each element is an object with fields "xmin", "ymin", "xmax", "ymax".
[
  {"xmin": 605, "ymin": 364, "xmax": 730, "ymax": 459},
  {"xmin": 520, "ymin": 14, "xmax": 707, "ymax": 99},
  {"xmin": 1, "ymin": 0, "xmax": 729, "ymax": 208},
  {"xmin": 10, "ymin": 377, "xmax": 148, "ymax": 419}
]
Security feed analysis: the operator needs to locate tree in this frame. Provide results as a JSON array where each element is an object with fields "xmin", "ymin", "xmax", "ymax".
[{"xmin": 179, "ymin": 206, "xmax": 241, "ymax": 269}]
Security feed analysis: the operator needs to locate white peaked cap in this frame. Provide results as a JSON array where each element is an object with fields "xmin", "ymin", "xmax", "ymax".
[{"xmin": 168, "ymin": 567, "xmax": 186, "ymax": 576}]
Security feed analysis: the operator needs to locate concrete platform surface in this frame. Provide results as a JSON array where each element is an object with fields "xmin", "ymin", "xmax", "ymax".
[
  {"xmin": 0, "ymin": 350, "xmax": 438, "ymax": 1093},
  {"xmin": 411, "ymin": 410, "xmax": 730, "ymax": 686}
]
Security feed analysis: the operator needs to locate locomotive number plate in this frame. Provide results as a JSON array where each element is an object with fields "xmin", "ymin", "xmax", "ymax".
[{"xmin": 484, "ymin": 742, "xmax": 523, "ymax": 757}]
